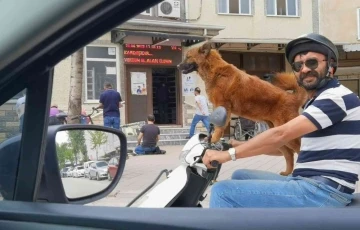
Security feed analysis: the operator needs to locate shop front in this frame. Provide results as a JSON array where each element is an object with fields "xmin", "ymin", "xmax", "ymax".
[{"xmin": 124, "ymin": 43, "xmax": 183, "ymax": 125}]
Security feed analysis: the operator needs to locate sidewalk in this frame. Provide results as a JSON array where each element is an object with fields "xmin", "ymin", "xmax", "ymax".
[{"xmin": 88, "ymin": 145, "xmax": 360, "ymax": 208}]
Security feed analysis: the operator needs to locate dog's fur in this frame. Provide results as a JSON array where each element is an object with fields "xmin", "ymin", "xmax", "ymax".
[{"xmin": 178, "ymin": 42, "xmax": 308, "ymax": 175}]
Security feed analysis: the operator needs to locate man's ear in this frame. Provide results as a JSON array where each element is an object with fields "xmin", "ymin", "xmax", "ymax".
[
  {"xmin": 199, "ymin": 42, "xmax": 214, "ymax": 56},
  {"xmin": 329, "ymin": 59, "xmax": 337, "ymax": 74}
]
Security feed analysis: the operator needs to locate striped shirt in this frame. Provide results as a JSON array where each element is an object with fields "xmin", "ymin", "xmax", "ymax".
[{"xmin": 292, "ymin": 78, "xmax": 360, "ymax": 190}]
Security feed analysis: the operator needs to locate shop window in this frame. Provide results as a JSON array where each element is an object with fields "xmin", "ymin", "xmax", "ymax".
[
  {"xmin": 242, "ymin": 52, "xmax": 284, "ymax": 77},
  {"xmin": 266, "ymin": 0, "xmax": 298, "ymax": 16},
  {"xmin": 84, "ymin": 46, "xmax": 118, "ymax": 101},
  {"xmin": 218, "ymin": 0, "xmax": 252, "ymax": 15}
]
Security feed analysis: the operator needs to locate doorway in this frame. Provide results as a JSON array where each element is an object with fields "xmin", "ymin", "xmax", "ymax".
[
  {"xmin": 126, "ymin": 66, "xmax": 153, "ymax": 124},
  {"xmin": 152, "ymin": 68, "xmax": 177, "ymax": 125}
]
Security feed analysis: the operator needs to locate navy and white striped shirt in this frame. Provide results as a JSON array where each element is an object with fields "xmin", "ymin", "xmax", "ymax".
[{"xmin": 292, "ymin": 78, "xmax": 360, "ymax": 190}]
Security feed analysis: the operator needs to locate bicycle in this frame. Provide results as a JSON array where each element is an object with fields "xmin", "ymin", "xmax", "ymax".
[{"xmin": 70, "ymin": 107, "xmax": 99, "ymax": 124}]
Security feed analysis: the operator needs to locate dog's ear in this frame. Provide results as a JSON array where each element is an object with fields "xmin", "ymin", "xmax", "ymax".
[{"xmin": 199, "ymin": 42, "xmax": 214, "ymax": 56}]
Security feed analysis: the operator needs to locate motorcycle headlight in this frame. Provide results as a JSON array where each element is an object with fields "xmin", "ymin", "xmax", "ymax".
[{"xmin": 179, "ymin": 150, "xmax": 190, "ymax": 164}]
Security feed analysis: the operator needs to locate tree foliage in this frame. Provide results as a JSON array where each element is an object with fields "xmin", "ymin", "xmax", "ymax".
[
  {"xmin": 68, "ymin": 130, "xmax": 88, "ymax": 163},
  {"xmin": 56, "ymin": 142, "xmax": 74, "ymax": 169},
  {"xmin": 89, "ymin": 131, "xmax": 108, "ymax": 160}
]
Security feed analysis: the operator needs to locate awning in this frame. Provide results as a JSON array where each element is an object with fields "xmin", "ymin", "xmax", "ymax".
[
  {"xmin": 115, "ymin": 30, "xmax": 208, "ymax": 41},
  {"xmin": 210, "ymin": 38, "xmax": 292, "ymax": 44},
  {"xmin": 113, "ymin": 18, "xmax": 225, "ymax": 47},
  {"xmin": 112, "ymin": 30, "xmax": 209, "ymax": 46}
]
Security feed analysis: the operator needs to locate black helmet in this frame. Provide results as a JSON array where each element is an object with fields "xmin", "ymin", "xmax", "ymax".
[{"xmin": 285, "ymin": 33, "xmax": 339, "ymax": 72}]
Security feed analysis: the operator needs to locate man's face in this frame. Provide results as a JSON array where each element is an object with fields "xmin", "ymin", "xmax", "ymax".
[{"xmin": 293, "ymin": 52, "xmax": 328, "ymax": 90}]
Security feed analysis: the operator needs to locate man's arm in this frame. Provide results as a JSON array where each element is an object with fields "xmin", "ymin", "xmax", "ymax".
[
  {"xmin": 228, "ymin": 139, "xmax": 283, "ymax": 156},
  {"xmin": 95, "ymin": 103, "xmax": 104, "ymax": 109},
  {"xmin": 203, "ymin": 115, "xmax": 318, "ymax": 167},
  {"xmin": 156, "ymin": 134, "xmax": 160, "ymax": 144},
  {"xmin": 137, "ymin": 132, "xmax": 143, "ymax": 146},
  {"xmin": 195, "ymin": 99, "xmax": 205, "ymax": 115},
  {"xmin": 95, "ymin": 94, "xmax": 104, "ymax": 109},
  {"xmin": 118, "ymin": 93, "xmax": 123, "ymax": 108}
]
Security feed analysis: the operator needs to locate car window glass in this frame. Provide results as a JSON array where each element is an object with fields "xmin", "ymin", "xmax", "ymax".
[
  {"xmin": 50, "ymin": 10, "xmax": 185, "ymax": 207},
  {"xmin": 0, "ymin": 89, "xmax": 27, "ymax": 200},
  {"xmin": 96, "ymin": 162, "xmax": 108, "ymax": 167}
]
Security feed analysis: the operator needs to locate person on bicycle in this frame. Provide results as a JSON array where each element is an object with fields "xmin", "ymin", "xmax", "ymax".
[
  {"xmin": 48, "ymin": 104, "xmax": 65, "ymax": 125},
  {"xmin": 203, "ymin": 33, "xmax": 360, "ymax": 208},
  {"xmin": 80, "ymin": 108, "xmax": 90, "ymax": 124}
]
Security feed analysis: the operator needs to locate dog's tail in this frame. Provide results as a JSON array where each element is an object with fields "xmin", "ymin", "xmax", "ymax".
[{"xmin": 266, "ymin": 72, "xmax": 308, "ymax": 108}]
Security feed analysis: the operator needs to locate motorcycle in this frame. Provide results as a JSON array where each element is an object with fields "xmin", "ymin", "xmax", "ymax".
[{"xmin": 126, "ymin": 106, "xmax": 231, "ymax": 208}]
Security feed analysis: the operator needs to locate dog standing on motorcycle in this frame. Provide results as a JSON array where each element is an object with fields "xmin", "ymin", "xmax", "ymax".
[{"xmin": 203, "ymin": 33, "xmax": 360, "ymax": 208}]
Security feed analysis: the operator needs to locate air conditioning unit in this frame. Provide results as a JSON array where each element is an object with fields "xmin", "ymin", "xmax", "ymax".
[{"xmin": 158, "ymin": 0, "xmax": 181, "ymax": 18}]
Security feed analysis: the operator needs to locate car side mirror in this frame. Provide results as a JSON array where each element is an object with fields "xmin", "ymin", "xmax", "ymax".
[{"xmin": 37, "ymin": 124, "xmax": 127, "ymax": 204}]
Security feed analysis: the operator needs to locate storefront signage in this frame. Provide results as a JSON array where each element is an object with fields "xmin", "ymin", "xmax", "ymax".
[
  {"xmin": 124, "ymin": 44, "xmax": 182, "ymax": 66},
  {"xmin": 182, "ymin": 72, "xmax": 197, "ymax": 96}
]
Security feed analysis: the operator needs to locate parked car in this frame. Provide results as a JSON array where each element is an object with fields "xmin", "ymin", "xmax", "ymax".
[
  {"xmin": 83, "ymin": 161, "xmax": 94, "ymax": 178},
  {"xmin": 89, "ymin": 161, "xmax": 109, "ymax": 181},
  {"xmin": 72, "ymin": 166, "xmax": 85, "ymax": 178},
  {"xmin": 60, "ymin": 167, "xmax": 70, "ymax": 178},
  {"xmin": 66, "ymin": 166, "xmax": 74, "ymax": 177},
  {"xmin": 108, "ymin": 156, "xmax": 120, "ymax": 181}
]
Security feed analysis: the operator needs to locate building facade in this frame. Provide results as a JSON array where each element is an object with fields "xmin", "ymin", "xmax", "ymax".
[
  {"xmin": 52, "ymin": 0, "xmax": 224, "ymax": 128},
  {"xmin": 0, "ymin": 0, "xmax": 355, "ymax": 143}
]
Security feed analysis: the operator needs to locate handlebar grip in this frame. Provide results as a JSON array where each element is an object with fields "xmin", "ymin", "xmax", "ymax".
[{"xmin": 210, "ymin": 160, "xmax": 219, "ymax": 168}]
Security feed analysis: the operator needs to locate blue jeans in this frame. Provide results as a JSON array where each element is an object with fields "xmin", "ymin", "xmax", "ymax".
[
  {"xmin": 210, "ymin": 169, "xmax": 353, "ymax": 208},
  {"xmin": 134, "ymin": 145, "xmax": 157, "ymax": 155},
  {"xmin": 189, "ymin": 114, "xmax": 210, "ymax": 137},
  {"xmin": 104, "ymin": 116, "xmax": 120, "ymax": 129}
]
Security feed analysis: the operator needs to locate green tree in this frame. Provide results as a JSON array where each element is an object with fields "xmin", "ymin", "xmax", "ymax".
[
  {"xmin": 89, "ymin": 131, "xmax": 108, "ymax": 160},
  {"xmin": 68, "ymin": 130, "xmax": 88, "ymax": 164},
  {"xmin": 56, "ymin": 142, "xmax": 74, "ymax": 169}
]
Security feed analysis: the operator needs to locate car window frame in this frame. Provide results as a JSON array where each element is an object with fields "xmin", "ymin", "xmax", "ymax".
[{"xmin": 6, "ymin": 70, "xmax": 53, "ymax": 201}]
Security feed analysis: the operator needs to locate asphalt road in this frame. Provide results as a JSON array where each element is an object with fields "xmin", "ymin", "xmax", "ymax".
[{"xmin": 62, "ymin": 177, "xmax": 111, "ymax": 199}]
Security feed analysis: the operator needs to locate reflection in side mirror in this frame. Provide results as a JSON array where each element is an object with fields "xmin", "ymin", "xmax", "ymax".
[
  {"xmin": 209, "ymin": 106, "xmax": 227, "ymax": 127},
  {"xmin": 56, "ymin": 129, "xmax": 122, "ymax": 199}
]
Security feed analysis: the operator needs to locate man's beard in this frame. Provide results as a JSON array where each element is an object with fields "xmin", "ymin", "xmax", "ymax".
[{"xmin": 297, "ymin": 68, "xmax": 327, "ymax": 90}]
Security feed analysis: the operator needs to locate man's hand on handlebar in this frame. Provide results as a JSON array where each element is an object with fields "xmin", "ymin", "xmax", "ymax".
[{"xmin": 202, "ymin": 149, "xmax": 231, "ymax": 169}]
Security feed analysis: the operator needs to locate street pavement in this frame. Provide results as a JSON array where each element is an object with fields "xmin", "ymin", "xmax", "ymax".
[
  {"xmin": 62, "ymin": 145, "xmax": 360, "ymax": 208},
  {"xmin": 63, "ymin": 145, "xmax": 285, "ymax": 208}
]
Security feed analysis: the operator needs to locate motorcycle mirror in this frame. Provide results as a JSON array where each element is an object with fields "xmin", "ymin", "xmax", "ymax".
[{"xmin": 209, "ymin": 106, "xmax": 227, "ymax": 127}]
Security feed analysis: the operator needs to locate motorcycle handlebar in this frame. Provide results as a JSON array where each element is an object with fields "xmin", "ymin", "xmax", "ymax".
[{"xmin": 209, "ymin": 142, "xmax": 232, "ymax": 168}]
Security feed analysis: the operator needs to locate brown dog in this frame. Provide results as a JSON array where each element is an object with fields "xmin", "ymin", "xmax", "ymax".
[{"xmin": 178, "ymin": 42, "xmax": 308, "ymax": 175}]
